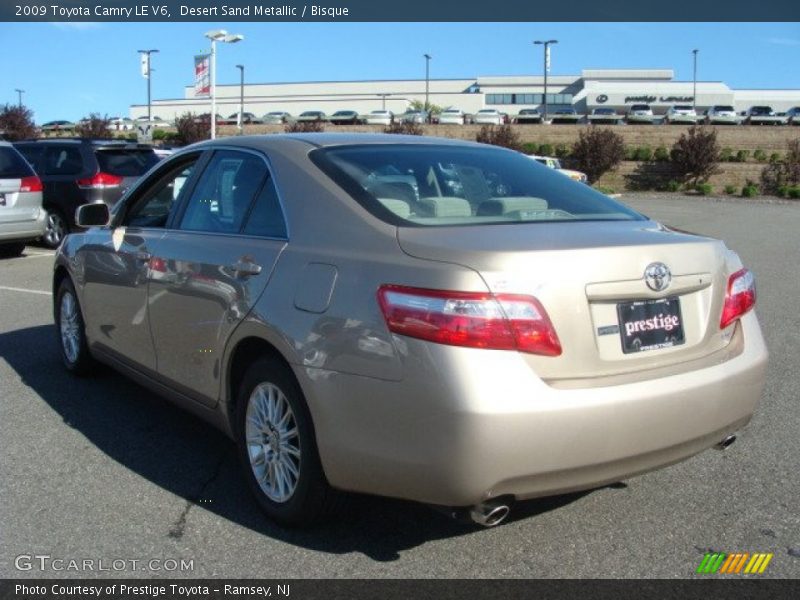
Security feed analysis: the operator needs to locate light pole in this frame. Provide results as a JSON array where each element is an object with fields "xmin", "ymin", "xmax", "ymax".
[
  {"xmin": 378, "ymin": 93, "xmax": 391, "ymax": 110},
  {"xmin": 534, "ymin": 39, "xmax": 558, "ymax": 124},
  {"xmin": 137, "ymin": 49, "xmax": 159, "ymax": 123},
  {"xmin": 205, "ymin": 29, "xmax": 244, "ymax": 139},
  {"xmin": 423, "ymin": 53, "xmax": 432, "ymax": 121},
  {"xmin": 236, "ymin": 64, "xmax": 244, "ymax": 134},
  {"xmin": 14, "ymin": 89, "xmax": 24, "ymax": 107},
  {"xmin": 692, "ymin": 49, "xmax": 699, "ymax": 112}
]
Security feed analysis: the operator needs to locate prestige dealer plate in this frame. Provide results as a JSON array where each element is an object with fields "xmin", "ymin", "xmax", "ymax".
[{"xmin": 617, "ymin": 296, "xmax": 685, "ymax": 354}]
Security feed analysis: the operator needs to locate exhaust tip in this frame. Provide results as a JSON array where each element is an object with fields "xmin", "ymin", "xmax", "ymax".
[
  {"xmin": 715, "ymin": 434, "xmax": 737, "ymax": 451},
  {"xmin": 469, "ymin": 502, "xmax": 511, "ymax": 527}
]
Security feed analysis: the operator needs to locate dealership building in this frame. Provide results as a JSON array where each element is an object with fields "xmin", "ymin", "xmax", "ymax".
[{"xmin": 130, "ymin": 68, "xmax": 800, "ymax": 120}]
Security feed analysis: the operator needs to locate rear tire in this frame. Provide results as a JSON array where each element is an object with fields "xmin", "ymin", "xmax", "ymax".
[
  {"xmin": 55, "ymin": 278, "xmax": 95, "ymax": 375},
  {"xmin": 235, "ymin": 356, "xmax": 338, "ymax": 526},
  {"xmin": 42, "ymin": 208, "xmax": 68, "ymax": 249}
]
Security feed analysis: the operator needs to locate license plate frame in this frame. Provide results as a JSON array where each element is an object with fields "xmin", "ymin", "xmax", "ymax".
[{"xmin": 616, "ymin": 296, "xmax": 685, "ymax": 354}]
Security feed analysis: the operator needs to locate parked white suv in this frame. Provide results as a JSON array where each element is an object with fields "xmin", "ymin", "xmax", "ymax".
[
  {"xmin": 704, "ymin": 105, "xmax": 739, "ymax": 125},
  {"xmin": 665, "ymin": 105, "xmax": 698, "ymax": 124},
  {"xmin": 474, "ymin": 109, "xmax": 504, "ymax": 125},
  {"xmin": 438, "ymin": 108, "xmax": 466, "ymax": 125},
  {"xmin": 626, "ymin": 104, "xmax": 655, "ymax": 124}
]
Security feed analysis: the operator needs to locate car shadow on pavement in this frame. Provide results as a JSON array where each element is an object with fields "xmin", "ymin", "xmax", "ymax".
[{"xmin": 1, "ymin": 324, "xmax": 594, "ymax": 562}]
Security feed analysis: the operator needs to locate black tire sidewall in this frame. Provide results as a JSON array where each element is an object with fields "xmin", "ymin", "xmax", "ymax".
[
  {"xmin": 55, "ymin": 278, "xmax": 92, "ymax": 374},
  {"xmin": 235, "ymin": 357, "xmax": 328, "ymax": 526}
]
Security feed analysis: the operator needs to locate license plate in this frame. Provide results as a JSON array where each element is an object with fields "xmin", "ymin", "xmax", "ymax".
[
  {"xmin": 0, "ymin": 193, "xmax": 5, "ymax": 206},
  {"xmin": 617, "ymin": 296, "xmax": 685, "ymax": 354}
]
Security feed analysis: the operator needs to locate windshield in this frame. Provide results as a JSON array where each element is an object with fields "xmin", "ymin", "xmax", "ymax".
[{"xmin": 311, "ymin": 144, "xmax": 643, "ymax": 227}]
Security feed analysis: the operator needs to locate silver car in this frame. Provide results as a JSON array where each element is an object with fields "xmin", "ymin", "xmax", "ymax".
[
  {"xmin": 53, "ymin": 134, "xmax": 767, "ymax": 527},
  {"xmin": 0, "ymin": 141, "xmax": 46, "ymax": 256}
]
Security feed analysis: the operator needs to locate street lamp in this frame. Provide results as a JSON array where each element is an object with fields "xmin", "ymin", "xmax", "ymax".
[
  {"xmin": 14, "ymin": 89, "xmax": 24, "ymax": 107},
  {"xmin": 534, "ymin": 39, "xmax": 558, "ymax": 124},
  {"xmin": 205, "ymin": 29, "xmax": 244, "ymax": 139},
  {"xmin": 423, "ymin": 53, "xmax": 432, "ymax": 121},
  {"xmin": 236, "ymin": 64, "xmax": 245, "ymax": 134},
  {"xmin": 692, "ymin": 49, "xmax": 699, "ymax": 112},
  {"xmin": 137, "ymin": 49, "xmax": 159, "ymax": 123}
]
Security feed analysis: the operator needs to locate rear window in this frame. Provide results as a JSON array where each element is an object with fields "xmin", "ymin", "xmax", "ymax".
[
  {"xmin": 0, "ymin": 146, "xmax": 35, "ymax": 178},
  {"xmin": 311, "ymin": 144, "xmax": 642, "ymax": 227},
  {"xmin": 95, "ymin": 149, "xmax": 159, "ymax": 177},
  {"xmin": 630, "ymin": 104, "xmax": 651, "ymax": 111},
  {"xmin": 674, "ymin": 105, "xmax": 693, "ymax": 111},
  {"xmin": 714, "ymin": 106, "xmax": 734, "ymax": 111}
]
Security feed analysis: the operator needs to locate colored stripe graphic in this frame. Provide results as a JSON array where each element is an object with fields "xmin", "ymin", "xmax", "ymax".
[{"xmin": 697, "ymin": 552, "xmax": 773, "ymax": 574}]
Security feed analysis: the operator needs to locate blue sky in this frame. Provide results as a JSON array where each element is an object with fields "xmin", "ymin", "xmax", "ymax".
[{"xmin": 2, "ymin": 21, "xmax": 799, "ymax": 123}]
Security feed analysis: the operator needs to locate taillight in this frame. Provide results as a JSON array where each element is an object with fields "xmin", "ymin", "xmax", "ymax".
[
  {"xmin": 720, "ymin": 268, "xmax": 756, "ymax": 329},
  {"xmin": 149, "ymin": 257, "xmax": 167, "ymax": 273},
  {"xmin": 76, "ymin": 172, "xmax": 123, "ymax": 189},
  {"xmin": 19, "ymin": 175, "xmax": 43, "ymax": 193},
  {"xmin": 377, "ymin": 285, "xmax": 562, "ymax": 356}
]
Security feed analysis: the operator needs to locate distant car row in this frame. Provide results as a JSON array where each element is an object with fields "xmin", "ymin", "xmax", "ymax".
[{"xmin": 588, "ymin": 105, "xmax": 800, "ymax": 126}]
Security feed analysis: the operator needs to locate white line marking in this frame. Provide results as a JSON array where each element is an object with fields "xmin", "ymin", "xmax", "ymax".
[
  {"xmin": 0, "ymin": 286, "xmax": 51, "ymax": 296},
  {"xmin": 18, "ymin": 253, "xmax": 55, "ymax": 259}
]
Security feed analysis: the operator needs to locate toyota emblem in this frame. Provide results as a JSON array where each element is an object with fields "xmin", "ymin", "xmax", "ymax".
[{"xmin": 644, "ymin": 262, "xmax": 671, "ymax": 292}]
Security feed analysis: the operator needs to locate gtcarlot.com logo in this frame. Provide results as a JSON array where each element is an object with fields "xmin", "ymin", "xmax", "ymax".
[{"xmin": 696, "ymin": 552, "xmax": 773, "ymax": 574}]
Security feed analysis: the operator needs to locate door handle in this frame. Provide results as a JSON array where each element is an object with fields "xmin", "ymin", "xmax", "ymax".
[{"xmin": 229, "ymin": 261, "xmax": 262, "ymax": 276}]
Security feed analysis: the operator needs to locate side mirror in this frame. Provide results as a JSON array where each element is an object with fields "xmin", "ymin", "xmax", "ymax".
[{"xmin": 75, "ymin": 203, "xmax": 110, "ymax": 228}]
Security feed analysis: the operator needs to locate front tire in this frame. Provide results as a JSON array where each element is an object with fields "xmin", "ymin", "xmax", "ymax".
[
  {"xmin": 55, "ymin": 278, "xmax": 95, "ymax": 375},
  {"xmin": 235, "ymin": 357, "xmax": 337, "ymax": 526}
]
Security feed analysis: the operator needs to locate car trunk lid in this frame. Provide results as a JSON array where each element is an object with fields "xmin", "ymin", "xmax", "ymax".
[{"xmin": 397, "ymin": 219, "xmax": 735, "ymax": 382}]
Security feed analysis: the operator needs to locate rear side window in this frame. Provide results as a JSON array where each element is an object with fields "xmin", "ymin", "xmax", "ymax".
[
  {"xmin": 95, "ymin": 149, "xmax": 159, "ymax": 176},
  {"xmin": 14, "ymin": 145, "xmax": 44, "ymax": 170},
  {"xmin": 179, "ymin": 150, "xmax": 267, "ymax": 234},
  {"xmin": 0, "ymin": 146, "xmax": 35, "ymax": 178},
  {"xmin": 242, "ymin": 175, "xmax": 287, "ymax": 239},
  {"xmin": 41, "ymin": 146, "xmax": 83, "ymax": 175}
]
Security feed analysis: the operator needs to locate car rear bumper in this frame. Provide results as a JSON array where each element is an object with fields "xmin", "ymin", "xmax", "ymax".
[
  {"xmin": 0, "ymin": 208, "xmax": 47, "ymax": 242},
  {"xmin": 301, "ymin": 312, "xmax": 767, "ymax": 507}
]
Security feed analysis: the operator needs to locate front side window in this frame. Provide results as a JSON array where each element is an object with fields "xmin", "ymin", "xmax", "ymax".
[
  {"xmin": 179, "ymin": 150, "xmax": 267, "ymax": 234},
  {"xmin": 311, "ymin": 145, "xmax": 643, "ymax": 226},
  {"xmin": 123, "ymin": 155, "xmax": 200, "ymax": 228}
]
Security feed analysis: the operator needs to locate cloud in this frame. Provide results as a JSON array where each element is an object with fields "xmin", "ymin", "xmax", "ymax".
[
  {"xmin": 767, "ymin": 37, "xmax": 800, "ymax": 46},
  {"xmin": 49, "ymin": 22, "xmax": 102, "ymax": 31}
]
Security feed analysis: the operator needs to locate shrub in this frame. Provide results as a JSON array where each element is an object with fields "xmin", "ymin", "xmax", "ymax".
[
  {"xmin": 665, "ymin": 180, "xmax": 681, "ymax": 192},
  {"xmin": 624, "ymin": 146, "xmax": 637, "ymax": 161},
  {"xmin": 75, "ymin": 113, "xmax": 112, "ymax": 138},
  {"xmin": 593, "ymin": 186, "xmax": 615, "ymax": 195},
  {"xmin": 753, "ymin": 149, "xmax": 767, "ymax": 162},
  {"xmin": 570, "ymin": 127, "xmax": 626, "ymax": 184},
  {"xmin": 173, "ymin": 112, "xmax": 210, "ymax": 145},
  {"xmin": 695, "ymin": 183, "xmax": 713, "ymax": 196},
  {"xmin": 634, "ymin": 146, "xmax": 653, "ymax": 162},
  {"xmin": 735, "ymin": 150, "xmax": 750, "ymax": 163},
  {"xmin": 769, "ymin": 152, "xmax": 781, "ymax": 163},
  {"xmin": 475, "ymin": 124, "xmax": 522, "ymax": 151},
  {"xmin": 789, "ymin": 186, "xmax": 800, "ymax": 199},
  {"xmin": 521, "ymin": 142, "xmax": 539, "ymax": 155},
  {"xmin": 554, "ymin": 143, "xmax": 570, "ymax": 158},
  {"xmin": 760, "ymin": 140, "xmax": 800, "ymax": 196},
  {"xmin": 0, "ymin": 104, "xmax": 37, "ymax": 141},
  {"xmin": 720, "ymin": 147, "xmax": 734, "ymax": 162},
  {"xmin": 286, "ymin": 120, "xmax": 325, "ymax": 133},
  {"xmin": 654, "ymin": 146, "xmax": 670, "ymax": 162},
  {"xmin": 151, "ymin": 129, "xmax": 168, "ymax": 141},
  {"xmin": 741, "ymin": 185, "xmax": 758, "ymax": 198},
  {"xmin": 538, "ymin": 143, "xmax": 554, "ymax": 157},
  {"xmin": 724, "ymin": 184, "xmax": 737, "ymax": 195},
  {"xmin": 383, "ymin": 121, "xmax": 423, "ymax": 135},
  {"xmin": 670, "ymin": 125, "xmax": 721, "ymax": 186}
]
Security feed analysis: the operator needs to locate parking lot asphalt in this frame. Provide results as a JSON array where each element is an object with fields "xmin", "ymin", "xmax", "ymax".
[{"xmin": 0, "ymin": 194, "xmax": 798, "ymax": 579}]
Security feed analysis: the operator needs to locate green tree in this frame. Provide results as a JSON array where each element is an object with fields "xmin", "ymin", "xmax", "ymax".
[{"xmin": 0, "ymin": 104, "xmax": 37, "ymax": 141}]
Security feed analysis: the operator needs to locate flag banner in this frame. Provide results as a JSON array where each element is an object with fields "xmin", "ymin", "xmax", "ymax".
[
  {"xmin": 140, "ymin": 53, "xmax": 150, "ymax": 78},
  {"xmin": 194, "ymin": 54, "xmax": 210, "ymax": 97}
]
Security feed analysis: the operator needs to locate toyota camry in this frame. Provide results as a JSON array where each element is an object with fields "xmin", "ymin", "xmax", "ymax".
[{"xmin": 53, "ymin": 134, "xmax": 768, "ymax": 527}]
